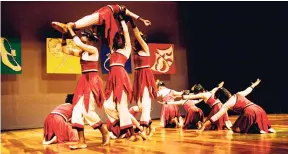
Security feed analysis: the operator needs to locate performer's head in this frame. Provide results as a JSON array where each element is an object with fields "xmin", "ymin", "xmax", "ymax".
[
  {"xmin": 191, "ymin": 84, "xmax": 206, "ymax": 94},
  {"xmin": 215, "ymin": 87, "xmax": 232, "ymax": 103},
  {"xmin": 156, "ymin": 79, "xmax": 166, "ymax": 89},
  {"xmin": 134, "ymin": 32, "xmax": 147, "ymax": 52},
  {"xmin": 65, "ymin": 94, "xmax": 74, "ymax": 104},
  {"xmin": 113, "ymin": 31, "xmax": 125, "ymax": 50},
  {"xmin": 80, "ymin": 29, "xmax": 99, "ymax": 45}
]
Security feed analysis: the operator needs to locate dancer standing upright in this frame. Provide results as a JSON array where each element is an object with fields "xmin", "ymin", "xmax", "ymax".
[{"xmin": 61, "ymin": 27, "xmax": 109, "ymax": 149}]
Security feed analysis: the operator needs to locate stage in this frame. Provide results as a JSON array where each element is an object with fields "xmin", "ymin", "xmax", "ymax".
[{"xmin": 1, "ymin": 114, "xmax": 288, "ymax": 154}]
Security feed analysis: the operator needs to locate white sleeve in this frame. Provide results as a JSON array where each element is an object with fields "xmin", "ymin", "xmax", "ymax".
[{"xmin": 210, "ymin": 95, "xmax": 237, "ymax": 122}]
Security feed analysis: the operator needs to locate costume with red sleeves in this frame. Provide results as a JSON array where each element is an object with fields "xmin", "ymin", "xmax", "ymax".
[
  {"xmin": 182, "ymin": 100, "xmax": 204, "ymax": 129},
  {"xmin": 132, "ymin": 53, "xmax": 157, "ymax": 126},
  {"xmin": 205, "ymin": 94, "xmax": 230, "ymax": 130},
  {"xmin": 211, "ymin": 94, "xmax": 272, "ymax": 133},
  {"xmin": 44, "ymin": 104, "xmax": 78, "ymax": 143}
]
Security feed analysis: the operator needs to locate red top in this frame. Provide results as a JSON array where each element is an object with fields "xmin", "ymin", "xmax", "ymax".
[
  {"xmin": 80, "ymin": 60, "xmax": 98, "ymax": 72},
  {"xmin": 233, "ymin": 94, "xmax": 254, "ymax": 113},
  {"xmin": 110, "ymin": 52, "xmax": 128, "ymax": 66},
  {"xmin": 183, "ymin": 100, "xmax": 194, "ymax": 112},
  {"xmin": 97, "ymin": 5, "xmax": 121, "ymax": 48},
  {"xmin": 51, "ymin": 104, "xmax": 73, "ymax": 122},
  {"xmin": 134, "ymin": 53, "xmax": 150, "ymax": 68},
  {"xmin": 206, "ymin": 94, "xmax": 218, "ymax": 107}
]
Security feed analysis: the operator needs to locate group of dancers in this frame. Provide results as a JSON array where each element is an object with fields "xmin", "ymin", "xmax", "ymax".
[{"xmin": 42, "ymin": 4, "xmax": 276, "ymax": 150}]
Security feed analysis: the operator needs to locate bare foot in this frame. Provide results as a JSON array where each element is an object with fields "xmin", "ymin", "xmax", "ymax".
[
  {"xmin": 69, "ymin": 143, "xmax": 87, "ymax": 150},
  {"xmin": 102, "ymin": 134, "xmax": 110, "ymax": 146},
  {"xmin": 128, "ymin": 135, "xmax": 137, "ymax": 142}
]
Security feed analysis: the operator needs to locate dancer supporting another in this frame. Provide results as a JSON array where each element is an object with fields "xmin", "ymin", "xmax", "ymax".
[
  {"xmin": 199, "ymin": 79, "xmax": 276, "ymax": 134},
  {"xmin": 183, "ymin": 82, "xmax": 232, "ymax": 130},
  {"xmin": 106, "ymin": 106, "xmax": 149, "ymax": 139},
  {"xmin": 129, "ymin": 18, "xmax": 157, "ymax": 136},
  {"xmin": 167, "ymin": 99, "xmax": 204, "ymax": 129},
  {"xmin": 52, "ymin": 4, "xmax": 151, "ymax": 48},
  {"xmin": 43, "ymin": 94, "xmax": 78, "ymax": 145},
  {"xmin": 156, "ymin": 80, "xmax": 183, "ymax": 128},
  {"xmin": 61, "ymin": 27, "xmax": 109, "ymax": 149},
  {"xmin": 103, "ymin": 15, "xmax": 138, "ymax": 141},
  {"xmin": 129, "ymin": 106, "xmax": 154, "ymax": 136}
]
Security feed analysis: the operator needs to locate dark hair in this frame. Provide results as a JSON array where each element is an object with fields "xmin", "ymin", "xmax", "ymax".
[
  {"xmin": 134, "ymin": 33, "xmax": 147, "ymax": 52},
  {"xmin": 112, "ymin": 31, "xmax": 125, "ymax": 50},
  {"xmin": 157, "ymin": 81, "xmax": 165, "ymax": 87},
  {"xmin": 65, "ymin": 94, "xmax": 74, "ymax": 104},
  {"xmin": 81, "ymin": 29, "xmax": 99, "ymax": 42},
  {"xmin": 214, "ymin": 87, "xmax": 232, "ymax": 103},
  {"xmin": 191, "ymin": 84, "xmax": 205, "ymax": 94}
]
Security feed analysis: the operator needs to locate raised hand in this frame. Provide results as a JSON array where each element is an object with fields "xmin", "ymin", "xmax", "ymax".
[
  {"xmin": 251, "ymin": 78, "xmax": 261, "ymax": 88},
  {"xmin": 218, "ymin": 81, "xmax": 224, "ymax": 88},
  {"xmin": 143, "ymin": 20, "xmax": 152, "ymax": 26}
]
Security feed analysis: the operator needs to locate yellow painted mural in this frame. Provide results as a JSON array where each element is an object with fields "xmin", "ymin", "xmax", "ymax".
[{"xmin": 46, "ymin": 38, "xmax": 81, "ymax": 74}]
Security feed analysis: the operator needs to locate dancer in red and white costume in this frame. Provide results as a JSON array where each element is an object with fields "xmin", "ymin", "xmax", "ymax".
[
  {"xmin": 166, "ymin": 99, "xmax": 204, "ymax": 129},
  {"xmin": 199, "ymin": 79, "xmax": 276, "ymax": 134},
  {"xmin": 52, "ymin": 4, "xmax": 151, "ymax": 48},
  {"xmin": 61, "ymin": 27, "xmax": 109, "ymax": 149},
  {"xmin": 156, "ymin": 80, "xmax": 184, "ymax": 128},
  {"xmin": 103, "ymin": 15, "xmax": 138, "ymax": 141},
  {"xmin": 183, "ymin": 82, "xmax": 232, "ymax": 130},
  {"xmin": 43, "ymin": 94, "xmax": 78, "ymax": 145},
  {"xmin": 128, "ymin": 18, "xmax": 157, "ymax": 136},
  {"xmin": 106, "ymin": 106, "xmax": 149, "ymax": 140}
]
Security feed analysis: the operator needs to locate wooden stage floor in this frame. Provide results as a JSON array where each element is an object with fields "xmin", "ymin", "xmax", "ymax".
[{"xmin": 1, "ymin": 114, "xmax": 288, "ymax": 154}]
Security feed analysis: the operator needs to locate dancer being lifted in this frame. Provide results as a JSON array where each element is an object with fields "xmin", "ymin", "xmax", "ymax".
[
  {"xmin": 199, "ymin": 79, "xmax": 276, "ymax": 134},
  {"xmin": 183, "ymin": 82, "xmax": 232, "ymax": 130},
  {"xmin": 61, "ymin": 27, "xmax": 109, "ymax": 149},
  {"xmin": 52, "ymin": 4, "xmax": 151, "ymax": 48}
]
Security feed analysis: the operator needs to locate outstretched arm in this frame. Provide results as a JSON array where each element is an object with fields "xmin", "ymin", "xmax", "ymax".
[
  {"xmin": 193, "ymin": 99, "xmax": 204, "ymax": 105},
  {"xmin": 120, "ymin": 5, "xmax": 151, "ymax": 26},
  {"xmin": 237, "ymin": 79, "xmax": 261, "ymax": 97},
  {"xmin": 210, "ymin": 81, "xmax": 224, "ymax": 94},
  {"xmin": 198, "ymin": 96, "xmax": 236, "ymax": 132},
  {"xmin": 183, "ymin": 93, "xmax": 205, "ymax": 100}
]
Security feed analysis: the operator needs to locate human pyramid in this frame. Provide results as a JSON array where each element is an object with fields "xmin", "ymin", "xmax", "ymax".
[{"xmin": 43, "ymin": 4, "xmax": 276, "ymax": 150}]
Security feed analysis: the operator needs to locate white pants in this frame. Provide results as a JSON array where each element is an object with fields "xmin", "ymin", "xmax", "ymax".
[
  {"xmin": 104, "ymin": 91, "xmax": 133, "ymax": 130},
  {"xmin": 71, "ymin": 92, "xmax": 102, "ymax": 129},
  {"xmin": 138, "ymin": 87, "xmax": 152, "ymax": 126}
]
